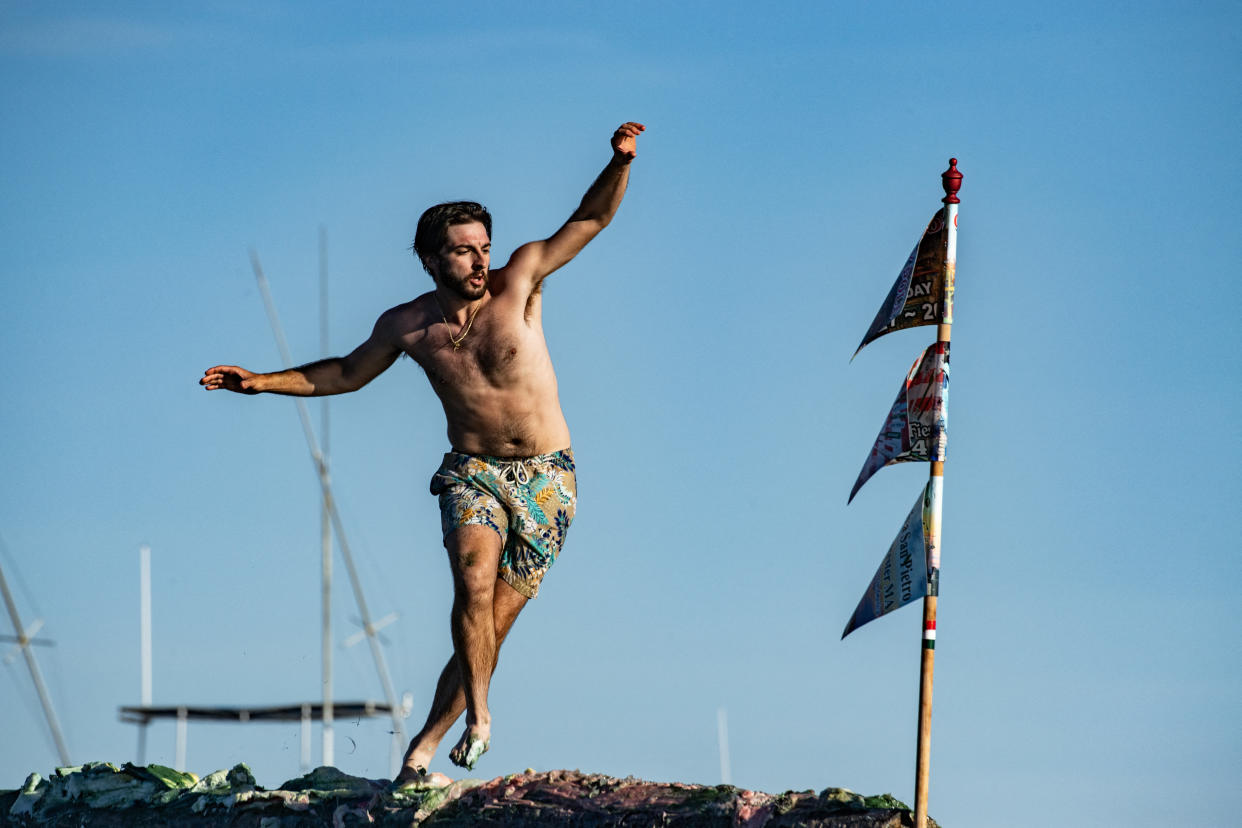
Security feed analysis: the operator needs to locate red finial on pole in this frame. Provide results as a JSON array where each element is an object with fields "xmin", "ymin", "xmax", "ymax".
[{"xmin": 941, "ymin": 158, "xmax": 962, "ymax": 204}]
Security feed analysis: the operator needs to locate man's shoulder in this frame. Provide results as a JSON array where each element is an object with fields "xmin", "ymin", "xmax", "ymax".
[
  {"xmin": 375, "ymin": 294, "xmax": 436, "ymax": 338},
  {"xmin": 494, "ymin": 245, "xmax": 543, "ymax": 286},
  {"xmin": 487, "ymin": 260, "xmax": 545, "ymax": 306},
  {"xmin": 380, "ymin": 294, "xmax": 433, "ymax": 320}
]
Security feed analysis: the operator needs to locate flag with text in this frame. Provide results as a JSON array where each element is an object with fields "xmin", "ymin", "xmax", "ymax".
[
  {"xmin": 841, "ymin": 481, "xmax": 938, "ymax": 638},
  {"xmin": 848, "ymin": 341, "xmax": 949, "ymax": 503},
  {"xmin": 854, "ymin": 210, "xmax": 948, "ymax": 357}
]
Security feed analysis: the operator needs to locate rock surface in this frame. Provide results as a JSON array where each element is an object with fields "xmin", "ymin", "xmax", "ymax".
[{"xmin": 1, "ymin": 763, "xmax": 940, "ymax": 826}]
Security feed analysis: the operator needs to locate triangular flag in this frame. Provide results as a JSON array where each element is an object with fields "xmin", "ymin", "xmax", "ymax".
[
  {"xmin": 854, "ymin": 210, "xmax": 948, "ymax": 357},
  {"xmin": 841, "ymin": 480, "xmax": 940, "ymax": 639},
  {"xmin": 848, "ymin": 341, "xmax": 949, "ymax": 504}
]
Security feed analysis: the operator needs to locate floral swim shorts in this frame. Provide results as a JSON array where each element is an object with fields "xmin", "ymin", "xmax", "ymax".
[{"xmin": 430, "ymin": 448, "xmax": 577, "ymax": 599}]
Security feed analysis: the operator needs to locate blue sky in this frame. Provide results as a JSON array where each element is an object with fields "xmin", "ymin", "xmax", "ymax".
[{"xmin": 2, "ymin": 3, "xmax": 1239, "ymax": 826}]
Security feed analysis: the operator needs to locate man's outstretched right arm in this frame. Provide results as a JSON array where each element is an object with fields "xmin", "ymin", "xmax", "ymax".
[{"xmin": 201, "ymin": 314, "xmax": 402, "ymax": 397}]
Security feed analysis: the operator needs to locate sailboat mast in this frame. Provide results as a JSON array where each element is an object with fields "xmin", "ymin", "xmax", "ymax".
[
  {"xmin": 319, "ymin": 226, "xmax": 335, "ymax": 767},
  {"xmin": 0, "ymin": 559, "xmax": 71, "ymax": 765}
]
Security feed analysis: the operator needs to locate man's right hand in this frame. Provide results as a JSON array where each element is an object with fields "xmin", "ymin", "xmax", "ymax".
[
  {"xmin": 610, "ymin": 121, "xmax": 644, "ymax": 163},
  {"xmin": 200, "ymin": 365, "xmax": 262, "ymax": 394}
]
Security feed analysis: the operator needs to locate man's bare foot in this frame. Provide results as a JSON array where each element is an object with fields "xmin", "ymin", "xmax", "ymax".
[
  {"xmin": 391, "ymin": 764, "xmax": 453, "ymax": 790},
  {"xmin": 448, "ymin": 723, "xmax": 490, "ymax": 770}
]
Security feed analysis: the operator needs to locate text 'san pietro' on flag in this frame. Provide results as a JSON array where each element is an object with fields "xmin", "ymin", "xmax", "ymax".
[
  {"xmin": 841, "ymin": 479, "xmax": 941, "ymax": 639},
  {"xmin": 848, "ymin": 341, "xmax": 949, "ymax": 504},
  {"xmin": 854, "ymin": 211, "xmax": 949, "ymax": 358}
]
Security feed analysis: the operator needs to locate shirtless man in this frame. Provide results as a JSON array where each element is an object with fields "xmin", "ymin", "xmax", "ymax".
[{"xmin": 200, "ymin": 122, "xmax": 644, "ymax": 786}]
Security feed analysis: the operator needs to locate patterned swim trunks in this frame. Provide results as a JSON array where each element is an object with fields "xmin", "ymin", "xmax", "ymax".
[{"xmin": 430, "ymin": 449, "xmax": 577, "ymax": 599}]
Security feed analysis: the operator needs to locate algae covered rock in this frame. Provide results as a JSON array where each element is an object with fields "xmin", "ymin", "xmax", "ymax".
[
  {"xmin": 4, "ymin": 764, "xmax": 939, "ymax": 826},
  {"xmin": 279, "ymin": 765, "xmax": 382, "ymax": 799},
  {"xmin": 189, "ymin": 763, "xmax": 257, "ymax": 797},
  {"xmin": 15, "ymin": 761, "xmax": 187, "ymax": 812}
]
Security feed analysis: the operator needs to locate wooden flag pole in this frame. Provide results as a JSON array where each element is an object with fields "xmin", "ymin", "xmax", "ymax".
[{"xmin": 914, "ymin": 158, "xmax": 961, "ymax": 828}]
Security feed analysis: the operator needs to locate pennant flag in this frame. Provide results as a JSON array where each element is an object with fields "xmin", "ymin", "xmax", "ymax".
[
  {"xmin": 841, "ymin": 480, "xmax": 941, "ymax": 639},
  {"xmin": 848, "ymin": 341, "xmax": 949, "ymax": 504},
  {"xmin": 853, "ymin": 210, "xmax": 948, "ymax": 357}
]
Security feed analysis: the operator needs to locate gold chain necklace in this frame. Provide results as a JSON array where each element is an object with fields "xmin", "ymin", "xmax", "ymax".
[{"xmin": 435, "ymin": 295, "xmax": 482, "ymax": 350}]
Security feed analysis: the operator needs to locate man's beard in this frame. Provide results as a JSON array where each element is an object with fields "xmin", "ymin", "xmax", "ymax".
[{"xmin": 444, "ymin": 270, "xmax": 488, "ymax": 301}]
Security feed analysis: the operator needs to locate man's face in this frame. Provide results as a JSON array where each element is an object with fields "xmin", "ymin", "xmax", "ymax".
[{"xmin": 428, "ymin": 221, "xmax": 490, "ymax": 301}]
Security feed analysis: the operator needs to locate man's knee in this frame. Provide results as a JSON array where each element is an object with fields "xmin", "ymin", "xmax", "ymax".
[
  {"xmin": 454, "ymin": 566, "xmax": 495, "ymax": 606},
  {"xmin": 448, "ymin": 542, "xmax": 497, "ymax": 595}
]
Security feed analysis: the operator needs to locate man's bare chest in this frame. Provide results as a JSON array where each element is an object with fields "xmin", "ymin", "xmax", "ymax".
[{"xmin": 413, "ymin": 319, "xmax": 537, "ymax": 390}]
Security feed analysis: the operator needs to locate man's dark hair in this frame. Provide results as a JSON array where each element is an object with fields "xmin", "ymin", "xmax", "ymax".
[{"xmin": 412, "ymin": 201, "xmax": 492, "ymax": 275}]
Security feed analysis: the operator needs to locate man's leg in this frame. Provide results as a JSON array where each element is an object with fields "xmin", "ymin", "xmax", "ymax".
[
  {"xmin": 395, "ymin": 526, "xmax": 528, "ymax": 782},
  {"xmin": 445, "ymin": 525, "xmax": 502, "ymax": 768}
]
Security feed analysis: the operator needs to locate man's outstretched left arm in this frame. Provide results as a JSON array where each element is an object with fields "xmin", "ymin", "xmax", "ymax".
[{"xmin": 507, "ymin": 121, "xmax": 644, "ymax": 284}]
